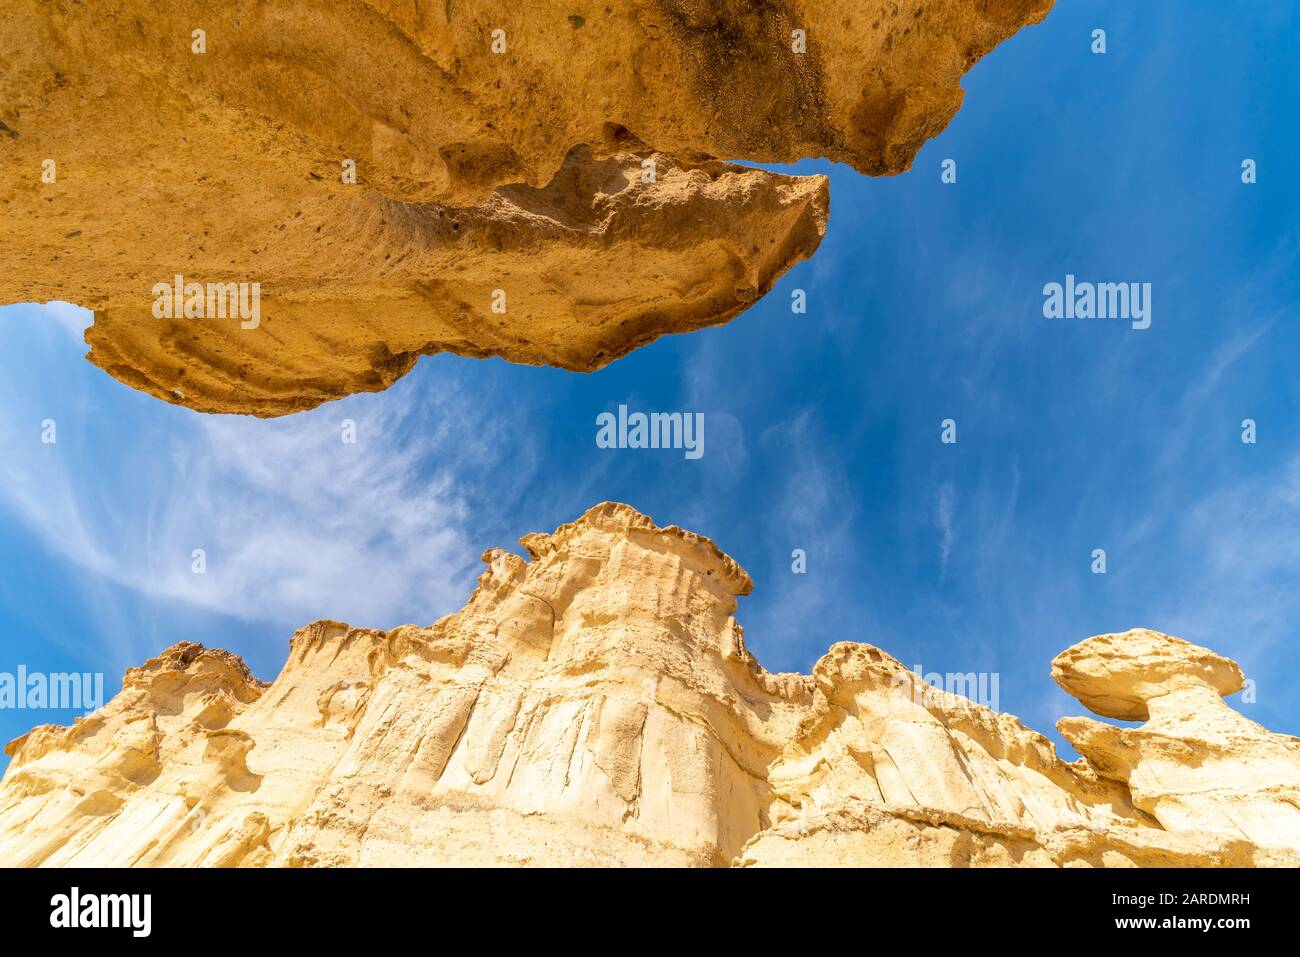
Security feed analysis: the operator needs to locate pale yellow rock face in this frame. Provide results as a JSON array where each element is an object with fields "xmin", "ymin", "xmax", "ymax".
[
  {"xmin": 1054, "ymin": 630, "xmax": 1300, "ymax": 855},
  {"xmin": 0, "ymin": 0, "xmax": 1051, "ymax": 416},
  {"xmin": 1, "ymin": 505, "xmax": 1295, "ymax": 867}
]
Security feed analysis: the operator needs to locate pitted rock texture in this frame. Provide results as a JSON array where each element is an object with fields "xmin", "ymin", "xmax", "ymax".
[
  {"xmin": 0, "ymin": 0, "xmax": 1051, "ymax": 415},
  {"xmin": 1, "ymin": 503, "xmax": 1295, "ymax": 867}
]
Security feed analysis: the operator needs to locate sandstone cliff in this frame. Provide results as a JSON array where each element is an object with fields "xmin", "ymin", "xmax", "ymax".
[
  {"xmin": 0, "ymin": 0, "xmax": 1051, "ymax": 415},
  {"xmin": 2, "ymin": 503, "xmax": 1295, "ymax": 867}
]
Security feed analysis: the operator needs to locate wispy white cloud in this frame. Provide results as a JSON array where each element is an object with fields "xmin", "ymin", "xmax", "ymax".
[
  {"xmin": 1155, "ymin": 319, "xmax": 1275, "ymax": 472},
  {"xmin": 1158, "ymin": 453, "xmax": 1300, "ymax": 659},
  {"xmin": 741, "ymin": 407, "xmax": 878, "ymax": 669},
  {"xmin": 0, "ymin": 304, "xmax": 536, "ymax": 662},
  {"xmin": 934, "ymin": 481, "xmax": 955, "ymax": 576}
]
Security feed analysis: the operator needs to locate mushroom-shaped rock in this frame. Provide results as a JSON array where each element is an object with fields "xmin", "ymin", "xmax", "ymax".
[
  {"xmin": 1054, "ymin": 629, "xmax": 1300, "ymax": 851},
  {"xmin": 1051, "ymin": 628, "xmax": 1244, "ymax": 721}
]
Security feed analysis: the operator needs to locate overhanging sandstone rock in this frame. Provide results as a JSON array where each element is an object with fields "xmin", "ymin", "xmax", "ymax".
[
  {"xmin": 1, "ymin": 503, "xmax": 1294, "ymax": 867},
  {"xmin": 0, "ymin": 0, "xmax": 1052, "ymax": 415},
  {"xmin": 1055, "ymin": 630, "xmax": 1300, "ymax": 853}
]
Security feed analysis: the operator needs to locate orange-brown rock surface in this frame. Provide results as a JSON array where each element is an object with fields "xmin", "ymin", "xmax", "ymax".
[
  {"xmin": 0, "ymin": 0, "xmax": 1051, "ymax": 415},
  {"xmin": 1, "ymin": 503, "xmax": 1294, "ymax": 867}
]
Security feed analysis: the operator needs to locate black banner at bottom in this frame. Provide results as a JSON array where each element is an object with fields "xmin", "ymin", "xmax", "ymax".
[{"xmin": 0, "ymin": 866, "xmax": 1289, "ymax": 942}]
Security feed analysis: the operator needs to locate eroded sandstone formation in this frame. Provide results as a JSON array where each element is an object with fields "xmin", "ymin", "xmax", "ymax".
[
  {"xmin": 1, "ymin": 503, "xmax": 1295, "ymax": 867},
  {"xmin": 0, "ymin": 0, "xmax": 1051, "ymax": 415}
]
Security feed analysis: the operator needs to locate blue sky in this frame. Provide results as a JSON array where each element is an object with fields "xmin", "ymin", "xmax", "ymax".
[{"xmin": 2, "ymin": 1, "xmax": 1298, "ymax": 763}]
